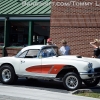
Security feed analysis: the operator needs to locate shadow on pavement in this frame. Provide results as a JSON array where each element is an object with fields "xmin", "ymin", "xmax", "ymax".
[
  {"xmin": 0, "ymin": 78, "xmax": 100, "ymax": 93},
  {"xmin": 15, "ymin": 78, "xmax": 69, "ymax": 93}
]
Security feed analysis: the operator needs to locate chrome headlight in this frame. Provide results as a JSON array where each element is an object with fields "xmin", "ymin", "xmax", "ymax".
[{"xmin": 88, "ymin": 63, "xmax": 93, "ymax": 69}]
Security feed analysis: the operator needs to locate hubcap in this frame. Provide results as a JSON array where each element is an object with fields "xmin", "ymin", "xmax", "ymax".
[
  {"xmin": 65, "ymin": 76, "xmax": 78, "ymax": 89},
  {"xmin": 2, "ymin": 69, "xmax": 11, "ymax": 82}
]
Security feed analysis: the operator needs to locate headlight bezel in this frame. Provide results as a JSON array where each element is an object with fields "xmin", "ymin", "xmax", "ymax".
[{"xmin": 88, "ymin": 63, "xmax": 93, "ymax": 69}]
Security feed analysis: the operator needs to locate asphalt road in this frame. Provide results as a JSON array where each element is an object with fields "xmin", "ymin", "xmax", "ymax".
[
  {"xmin": 0, "ymin": 78, "xmax": 100, "ymax": 100},
  {"xmin": 0, "ymin": 78, "xmax": 69, "ymax": 93},
  {"xmin": 0, "ymin": 78, "xmax": 100, "ymax": 92},
  {"xmin": 9, "ymin": 78, "xmax": 100, "ymax": 89}
]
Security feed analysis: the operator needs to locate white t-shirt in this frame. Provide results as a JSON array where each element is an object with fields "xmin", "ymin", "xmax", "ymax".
[{"xmin": 59, "ymin": 46, "xmax": 70, "ymax": 55}]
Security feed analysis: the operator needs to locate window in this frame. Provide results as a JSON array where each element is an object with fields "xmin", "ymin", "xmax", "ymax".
[
  {"xmin": 18, "ymin": 50, "xmax": 28, "ymax": 58},
  {"xmin": 10, "ymin": 22, "xmax": 28, "ymax": 47},
  {"xmin": 40, "ymin": 47, "xmax": 57, "ymax": 58},
  {"xmin": 25, "ymin": 49, "xmax": 39, "ymax": 58},
  {"xmin": 0, "ymin": 22, "xmax": 4, "ymax": 46},
  {"xmin": 33, "ymin": 22, "xmax": 50, "ymax": 45}
]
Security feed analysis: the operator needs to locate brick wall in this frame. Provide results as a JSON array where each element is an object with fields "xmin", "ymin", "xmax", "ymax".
[
  {"xmin": 0, "ymin": 48, "xmax": 22, "ymax": 57},
  {"xmin": 5, "ymin": 48, "xmax": 22, "ymax": 56},
  {"xmin": 50, "ymin": 0, "xmax": 100, "ymax": 57},
  {"xmin": 0, "ymin": 48, "xmax": 2, "ymax": 57}
]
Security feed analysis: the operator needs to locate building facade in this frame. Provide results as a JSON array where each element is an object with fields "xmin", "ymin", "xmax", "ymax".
[
  {"xmin": 0, "ymin": 0, "xmax": 50, "ymax": 56},
  {"xmin": 0, "ymin": 0, "xmax": 100, "ymax": 57},
  {"xmin": 50, "ymin": 0, "xmax": 100, "ymax": 57}
]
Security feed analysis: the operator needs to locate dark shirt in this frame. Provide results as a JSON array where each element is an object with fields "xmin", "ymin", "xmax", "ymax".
[{"xmin": 94, "ymin": 47, "xmax": 100, "ymax": 57}]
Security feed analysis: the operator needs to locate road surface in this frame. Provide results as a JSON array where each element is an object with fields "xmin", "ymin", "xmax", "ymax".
[{"xmin": 0, "ymin": 78, "xmax": 99, "ymax": 100}]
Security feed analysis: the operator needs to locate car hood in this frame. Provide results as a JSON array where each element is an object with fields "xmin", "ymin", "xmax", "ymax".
[
  {"xmin": 58, "ymin": 55, "xmax": 95, "ymax": 62},
  {"xmin": 58, "ymin": 55, "xmax": 100, "ymax": 67}
]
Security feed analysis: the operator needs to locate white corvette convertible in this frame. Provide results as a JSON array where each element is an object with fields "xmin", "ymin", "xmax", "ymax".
[{"xmin": 0, "ymin": 45, "xmax": 100, "ymax": 91}]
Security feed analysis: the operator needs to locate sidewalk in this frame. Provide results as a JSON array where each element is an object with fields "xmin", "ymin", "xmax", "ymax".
[
  {"xmin": 0, "ymin": 95, "xmax": 33, "ymax": 100},
  {"xmin": 0, "ymin": 85, "xmax": 99, "ymax": 100}
]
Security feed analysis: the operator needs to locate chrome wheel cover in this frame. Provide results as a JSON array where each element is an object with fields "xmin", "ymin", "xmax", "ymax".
[
  {"xmin": 2, "ymin": 69, "xmax": 11, "ymax": 82},
  {"xmin": 65, "ymin": 75, "xmax": 78, "ymax": 89}
]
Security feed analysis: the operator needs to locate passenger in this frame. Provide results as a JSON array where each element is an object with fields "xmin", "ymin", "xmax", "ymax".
[
  {"xmin": 41, "ymin": 49, "xmax": 48, "ymax": 58},
  {"xmin": 41, "ymin": 48, "xmax": 55, "ymax": 57}
]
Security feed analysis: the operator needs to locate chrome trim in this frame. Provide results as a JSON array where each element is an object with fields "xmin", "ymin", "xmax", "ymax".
[
  {"xmin": 48, "ymin": 65, "xmax": 54, "ymax": 74},
  {"xmin": 17, "ymin": 73, "xmax": 56, "ymax": 79},
  {"xmin": 80, "ymin": 72, "xmax": 99, "ymax": 75}
]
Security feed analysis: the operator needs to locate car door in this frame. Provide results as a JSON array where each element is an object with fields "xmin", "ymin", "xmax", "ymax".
[
  {"xmin": 18, "ymin": 49, "xmax": 42, "ymax": 76},
  {"xmin": 40, "ymin": 47, "xmax": 57, "ymax": 75}
]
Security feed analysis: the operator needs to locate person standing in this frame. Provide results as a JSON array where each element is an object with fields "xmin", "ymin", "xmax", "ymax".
[
  {"xmin": 90, "ymin": 39, "xmax": 100, "ymax": 58},
  {"xmin": 46, "ymin": 38, "xmax": 56, "ymax": 45},
  {"xmin": 59, "ymin": 39, "xmax": 71, "ymax": 55}
]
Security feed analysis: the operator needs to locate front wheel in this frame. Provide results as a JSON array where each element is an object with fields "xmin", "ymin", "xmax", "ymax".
[
  {"xmin": 83, "ymin": 78, "xmax": 100, "ymax": 87},
  {"xmin": 0, "ymin": 64, "xmax": 18, "ymax": 84},
  {"xmin": 63, "ymin": 72, "xmax": 82, "ymax": 91}
]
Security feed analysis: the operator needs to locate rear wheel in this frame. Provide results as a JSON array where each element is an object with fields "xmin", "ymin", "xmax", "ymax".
[
  {"xmin": 0, "ymin": 64, "xmax": 18, "ymax": 84},
  {"xmin": 63, "ymin": 72, "xmax": 82, "ymax": 91},
  {"xmin": 83, "ymin": 78, "xmax": 100, "ymax": 87}
]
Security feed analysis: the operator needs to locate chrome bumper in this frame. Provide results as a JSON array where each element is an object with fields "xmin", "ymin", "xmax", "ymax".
[{"xmin": 80, "ymin": 72, "xmax": 100, "ymax": 79}]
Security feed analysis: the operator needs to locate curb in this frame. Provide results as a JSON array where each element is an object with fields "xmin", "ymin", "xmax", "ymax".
[{"xmin": 71, "ymin": 89, "xmax": 100, "ymax": 94}]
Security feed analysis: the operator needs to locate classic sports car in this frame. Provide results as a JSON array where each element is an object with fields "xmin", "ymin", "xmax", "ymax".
[{"xmin": 0, "ymin": 45, "xmax": 100, "ymax": 91}]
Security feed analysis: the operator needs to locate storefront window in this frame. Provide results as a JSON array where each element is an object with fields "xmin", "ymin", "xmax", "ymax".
[
  {"xmin": 10, "ymin": 22, "xmax": 28, "ymax": 47},
  {"xmin": 9, "ymin": 21, "xmax": 50, "ymax": 46},
  {"xmin": 33, "ymin": 22, "xmax": 50, "ymax": 45},
  {"xmin": 0, "ymin": 22, "xmax": 4, "ymax": 46}
]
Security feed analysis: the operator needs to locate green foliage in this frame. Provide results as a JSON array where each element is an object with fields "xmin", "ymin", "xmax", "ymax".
[{"xmin": 77, "ymin": 92, "xmax": 100, "ymax": 99}]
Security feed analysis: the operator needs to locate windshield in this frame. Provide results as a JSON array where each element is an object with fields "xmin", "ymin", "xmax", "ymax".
[
  {"xmin": 39, "ymin": 46, "xmax": 59, "ymax": 58},
  {"xmin": 15, "ymin": 49, "xmax": 23, "ymax": 57}
]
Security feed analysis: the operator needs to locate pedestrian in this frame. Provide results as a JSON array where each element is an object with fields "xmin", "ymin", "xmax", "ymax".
[
  {"xmin": 90, "ymin": 39, "xmax": 100, "ymax": 58},
  {"xmin": 46, "ymin": 38, "xmax": 55, "ymax": 45},
  {"xmin": 59, "ymin": 39, "xmax": 71, "ymax": 55}
]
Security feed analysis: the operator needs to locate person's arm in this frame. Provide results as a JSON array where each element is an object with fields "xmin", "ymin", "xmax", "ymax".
[{"xmin": 90, "ymin": 41, "xmax": 98, "ymax": 48}]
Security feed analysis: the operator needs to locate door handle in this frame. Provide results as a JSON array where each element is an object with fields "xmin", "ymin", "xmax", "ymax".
[{"xmin": 21, "ymin": 60, "xmax": 25, "ymax": 63}]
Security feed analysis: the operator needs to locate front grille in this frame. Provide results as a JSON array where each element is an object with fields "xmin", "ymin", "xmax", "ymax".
[
  {"xmin": 94, "ymin": 73, "xmax": 100, "ymax": 76},
  {"xmin": 94, "ymin": 68, "xmax": 100, "ymax": 72},
  {"xmin": 94, "ymin": 68, "xmax": 100, "ymax": 76}
]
